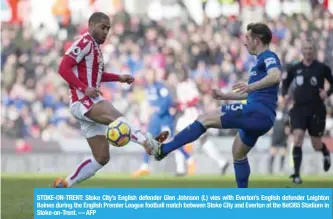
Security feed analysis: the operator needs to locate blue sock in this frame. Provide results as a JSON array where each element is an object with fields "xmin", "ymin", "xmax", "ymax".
[
  {"xmin": 233, "ymin": 158, "xmax": 250, "ymax": 188},
  {"xmin": 143, "ymin": 152, "xmax": 149, "ymax": 164},
  {"xmin": 178, "ymin": 147, "xmax": 190, "ymax": 160},
  {"xmin": 162, "ymin": 120, "xmax": 206, "ymax": 154}
]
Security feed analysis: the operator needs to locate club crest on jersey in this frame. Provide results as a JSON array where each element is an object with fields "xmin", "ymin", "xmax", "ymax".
[
  {"xmin": 72, "ymin": 46, "xmax": 81, "ymax": 55},
  {"xmin": 264, "ymin": 57, "xmax": 277, "ymax": 68}
]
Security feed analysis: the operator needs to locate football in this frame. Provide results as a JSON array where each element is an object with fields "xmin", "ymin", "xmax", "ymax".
[{"xmin": 106, "ymin": 120, "xmax": 131, "ymax": 147}]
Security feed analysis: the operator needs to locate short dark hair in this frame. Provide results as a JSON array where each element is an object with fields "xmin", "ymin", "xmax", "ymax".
[
  {"xmin": 247, "ymin": 23, "xmax": 272, "ymax": 45},
  {"xmin": 88, "ymin": 12, "xmax": 109, "ymax": 24}
]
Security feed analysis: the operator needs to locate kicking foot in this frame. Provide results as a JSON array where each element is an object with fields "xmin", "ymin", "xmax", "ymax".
[
  {"xmin": 52, "ymin": 178, "xmax": 68, "ymax": 188},
  {"xmin": 289, "ymin": 174, "xmax": 302, "ymax": 184},
  {"xmin": 144, "ymin": 132, "xmax": 164, "ymax": 155},
  {"xmin": 323, "ymin": 154, "xmax": 331, "ymax": 172}
]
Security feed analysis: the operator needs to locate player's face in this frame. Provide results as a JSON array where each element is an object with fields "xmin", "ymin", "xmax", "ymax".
[
  {"xmin": 92, "ymin": 18, "xmax": 111, "ymax": 44},
  {"xmin": 301, "ymin": 42, "xmax": 316, "ymax": 61},
  {"xmin": 244, "ymin": 31, "xmax": 257, "ymax": 55}
]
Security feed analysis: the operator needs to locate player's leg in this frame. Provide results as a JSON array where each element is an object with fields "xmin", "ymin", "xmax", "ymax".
[
  {"xmin": 86, "ymin": 100, "xmax": 168, "ymax": 152},
  {"xmin": 154, "ymin": 103, "xmax": 256, "ymax": 160},
  {"xmin": 53, "ymin": 121, "xmax": 110, "ymax": 188},
  {"xmin": 289, "ymin": 107, "xmax": 307, "ymax": 184},
  {"xmin": 200, "ymin": 133, "xmax": 229, "ymax": 174},
  {"xmin": 308, "ymin": 107, "xmax": 331, "ymax": 172},
  {"xmin": 269, "ymin": 146, "xmax": 277, "ymax": 174},
  {"xmin": 310, "ymin": 136, "xmax": 331, "ymax": 172},
  {"xmin": 232, "ymin": 131, "xmax": 254, "ymax": 188},
  {"xmin": 278, "ymin": 146, "xmax": 287, "ymax": 172},
  {"xmin": 154, "ymin": 108, "xmax": 221, "ymax": 160}
]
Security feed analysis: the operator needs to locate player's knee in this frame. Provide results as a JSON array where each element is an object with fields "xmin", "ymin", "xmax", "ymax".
[
  {"xmin": 197, "ymin": 114, "xmax": 221, "ymax": 129},
  {"xmin": 232, "ymin": 147, "xmax": 247, "ymax": 160},
  {"xmin": 94, "ymin": 154, "xmax": 110, "ymax": 166}
]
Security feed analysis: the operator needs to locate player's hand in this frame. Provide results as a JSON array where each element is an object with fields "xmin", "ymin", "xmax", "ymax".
[
  {"xmin": 319, "ymin": 88, "xmax": 328, "ymax": 100},
  {"xmin": 212, "ymin": 89, "xmax": 230, "ymax": 100},
  {"xmin": 119, "ymin": 74, "xmax": 135, "ymax": 84},
  {"xmin": 232, "ymin": 82, "xmax": 251, "ymax": 94},
  {"xmin": 85, "ymin": 87, "xmax": 103, "ymax": 99}
]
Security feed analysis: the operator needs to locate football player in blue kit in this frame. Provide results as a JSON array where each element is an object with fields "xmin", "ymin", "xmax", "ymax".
[
  {"xmin": 151, "ymin": 23, "xmax": 282, "ymax": 188},
  {"xmin": 134, "ymin": 69, "xmax": 192, "ymax": 176}
]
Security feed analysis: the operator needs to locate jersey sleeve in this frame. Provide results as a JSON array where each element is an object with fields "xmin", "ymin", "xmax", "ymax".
[
  {"xmin": 264, "ymin": 54, "xmax": 281, "ymax": 71},
  {"xmin": 281, "ymin": 64, "xmax": 295, "ymax": 97},
  {"xmin": 323, "ymin": 64, "xmax": 333, "ymax": 96},
  {"xmin": 65, "ymin": 37, "xmax": 92, "ymax": 63}
]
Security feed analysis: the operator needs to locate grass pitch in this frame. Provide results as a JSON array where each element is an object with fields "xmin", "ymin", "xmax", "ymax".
[{"xmin": 1, "ymin": 174, "xmax": 333, "ymax": 219}]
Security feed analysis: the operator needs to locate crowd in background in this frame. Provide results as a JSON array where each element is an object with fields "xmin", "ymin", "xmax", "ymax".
[{"xmin": 2, "ymin": 2, "xmax": 333, "ymax": 149}]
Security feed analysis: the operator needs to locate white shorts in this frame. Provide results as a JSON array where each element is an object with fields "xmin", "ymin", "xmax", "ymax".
[{"xmin": 70, "ymin": 96, "xmax": 107, "ymax": 138}]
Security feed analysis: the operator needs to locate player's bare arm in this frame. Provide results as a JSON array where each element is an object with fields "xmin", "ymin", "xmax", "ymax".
[
  {"xmin": 212, "ymin": 89, "xmax": 248, "ymax": 100},
  {"xmin": 233, "ymin": 67, "xmax": 281, "ymax": 94}
]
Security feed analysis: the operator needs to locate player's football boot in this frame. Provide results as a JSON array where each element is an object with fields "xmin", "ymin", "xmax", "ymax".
[
  {"xmin": 323, "ymin": 154, "xmax": 331, "ymax": 172},
  {"xmin": 154, "ymin": 144, "xmax": 167, "ymax": 161},
  {"xmin": 289, "ymin": 174, "xmax": 303, "ymax": 184},
  {"xmin": 52, "ymin": 177, "xmax": 68, "ymax": 188},
  {"xmin": 144, "ymin": 131, "xmax": 169, "ymax": 155}
]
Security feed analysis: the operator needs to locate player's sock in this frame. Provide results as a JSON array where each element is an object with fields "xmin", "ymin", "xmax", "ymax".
[
  {"xmin": 162, "ymin": 120, "xmax": 206, "ymax": 154},
  {"xmin": 178, "ymin": 147, "xmax": 190, "ymax": 159},
  {"xmin": 116, "ymin": 117, "xmax": 146, "ymax": 145},
  {"xmin": 292, "ymin": 146, "xmax": 302, "ymax": 176},
  {"xmin": 268, "ymin": 155, "xmax": 275, "ymax": 174},
  {"xmin": 233, "ymin": 158, "xmax": 250, "ymax": 188},
  {"xmin": 66, "ymin": 157, "xmax": 103, "ymax": 187},
  {"xmin": 321, "ymin": 142, "xmax": 329, "ymax": 156},
  {"xmin": 202, "ymin": 139, "xmax": 227, "ymax": 168},
  {"xmin": 143, "ymin": 152, "xmax": 150, "ymax": 164},
  {"xmin": 280, "ymin": 155, "xmax": 285, "ymax": 172}
]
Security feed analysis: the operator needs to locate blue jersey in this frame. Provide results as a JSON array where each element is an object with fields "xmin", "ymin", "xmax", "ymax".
[
  {"xmin": 247, "ymin": 50, "xmax": 281, "ymax": 115},
  {"xmin": 220, "ymin": 50, "xmax": 282, "ymax": 147},
  {"xmin": 147, "ymin": 82, "xmax": 172, "ymax": 118},
  {"xmin": 147, "ymin": 82, "xmax": 175, "ymax": 136}
]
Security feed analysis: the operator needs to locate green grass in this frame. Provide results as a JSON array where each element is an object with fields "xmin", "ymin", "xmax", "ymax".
[{"xmin": 1, "ymin": 174, "xmax": 333, "ymax": 219}]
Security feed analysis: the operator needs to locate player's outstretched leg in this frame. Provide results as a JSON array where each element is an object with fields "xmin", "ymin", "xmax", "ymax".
[
  {"xmin": 153, "ymin": 109, "xmax": 224, "ymax": 160},
  {"xmin": 53, "ymin": 135, "xmax": 109, "ymax": 188}
]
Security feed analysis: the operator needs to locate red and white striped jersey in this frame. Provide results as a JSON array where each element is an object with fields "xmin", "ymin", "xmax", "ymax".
[{"xmin": 64, "ymin": 32, "xmax": 104, "ymax": 103}]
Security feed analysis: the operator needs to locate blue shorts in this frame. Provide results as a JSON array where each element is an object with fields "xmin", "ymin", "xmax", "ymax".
[{"xmin": 220, "ymin": 103, "xmax": 275, "ymax": 147}]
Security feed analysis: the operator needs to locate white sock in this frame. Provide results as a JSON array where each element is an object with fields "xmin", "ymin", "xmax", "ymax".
[
  {"xmin": 140, "ymin": 163, "xmax": 149, "ymax": 170},
  {"xmin": 66, "ymin": 157, "xmax": 103, "ymax": 187},
  {"xmin": 174, "ymin": 150, "xmax": 186, "ymax": 174},
  {"xmin": 116, "ymin": 116, "xmax": 147, "ymax": 145},
  {"xmin": 202, "ymin": 140, "xmax": 227, "ymax": 168}
]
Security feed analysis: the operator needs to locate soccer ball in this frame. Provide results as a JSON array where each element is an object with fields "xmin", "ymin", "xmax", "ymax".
[{"xmin": 106, "ymin": 120, "xmax": 131, "ymax": 147}]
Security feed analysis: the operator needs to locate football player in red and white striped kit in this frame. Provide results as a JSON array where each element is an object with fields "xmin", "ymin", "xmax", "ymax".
[{"xmin": 53, "ymin": 12, "xmax": 168, "ymax": 188}]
